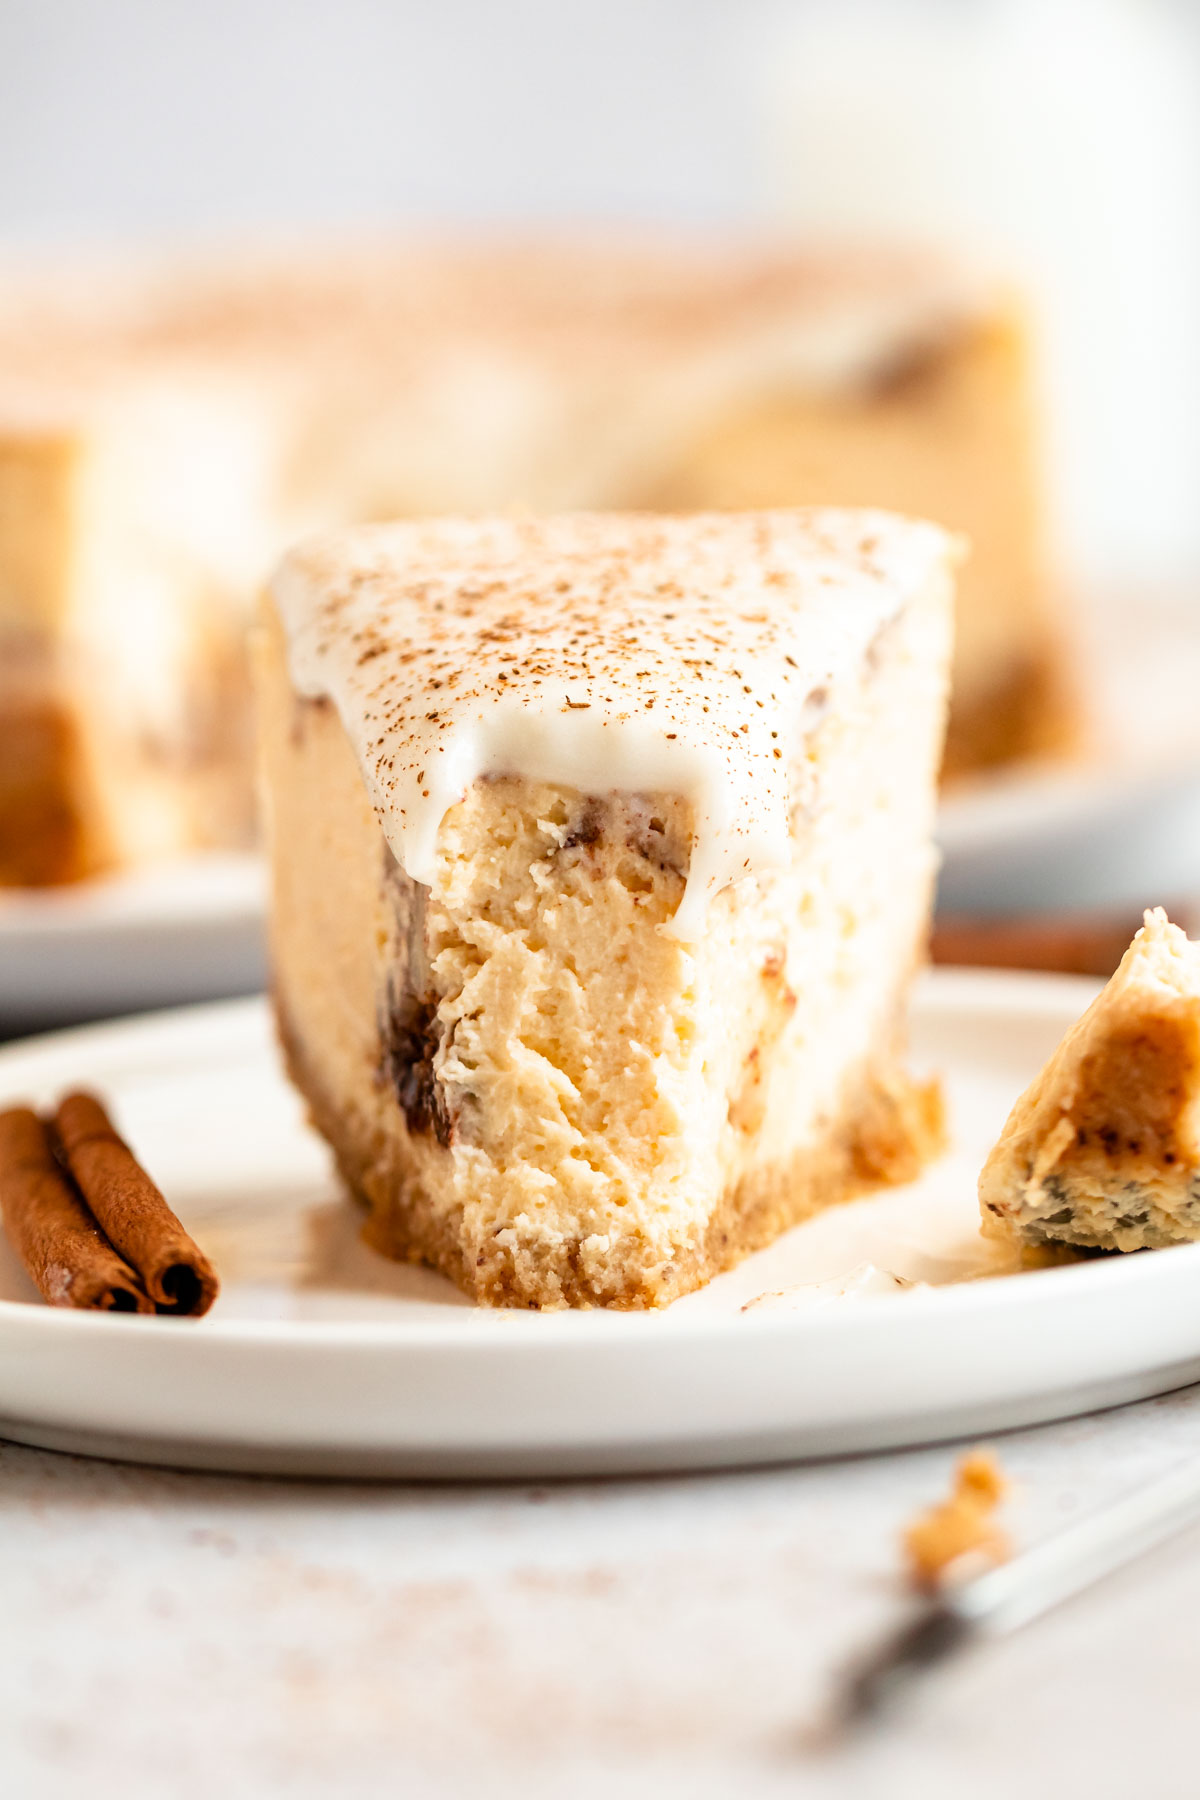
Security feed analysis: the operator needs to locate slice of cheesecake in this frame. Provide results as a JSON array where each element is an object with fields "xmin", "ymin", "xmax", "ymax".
[
  {"xmin": 980, "ymin": 909, "xmax": 1200, "ymax": 1253},
  {"xmin": 1, "ymin": 240, "xmax": 1057, "ymax": 886},
  {"xmin": 258, "ymin": 508, "xmax": 954, "ymax": 1309}
]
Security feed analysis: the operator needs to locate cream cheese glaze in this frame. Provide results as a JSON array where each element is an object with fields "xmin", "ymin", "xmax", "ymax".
[{"xmin": 272, "ymin": 509, "xmax": 956, "ymax": 939}]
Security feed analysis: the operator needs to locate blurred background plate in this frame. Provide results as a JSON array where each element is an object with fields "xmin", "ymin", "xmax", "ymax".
[
  {"xmin": 938, "ymin": 757, "xmax": 1200, "ymax": 918},
  {"xmin": 0, "ymin": 855, "xmax": 266, "ymax": 1034},
  {"xmin": 937, "ymin": 579, "xmax": 1200, "ymax": 919}
]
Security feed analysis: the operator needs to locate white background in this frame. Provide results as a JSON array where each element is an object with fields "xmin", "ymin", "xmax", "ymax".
[
  {"xmin": 0, "ymin": 0, "xmax": 772, "ymax": 236},
  {"xmin": 3, "ymin": 0, "xmax": 1200, "ymax": 584}
]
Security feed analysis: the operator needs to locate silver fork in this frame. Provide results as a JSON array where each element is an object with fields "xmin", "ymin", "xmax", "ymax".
[{"xmin": 839, "ymin": 1454, "xmax": 1200, "ymax": 1727}]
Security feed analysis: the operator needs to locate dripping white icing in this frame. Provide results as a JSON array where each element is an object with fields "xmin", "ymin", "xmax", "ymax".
[{"xmin": 273, "ymin": 510, "xmax": 952, "ymax": 939}]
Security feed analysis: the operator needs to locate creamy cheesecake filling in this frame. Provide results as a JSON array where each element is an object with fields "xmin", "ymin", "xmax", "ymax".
[{"xmin": 273, "ymin": 509, "xmax": 954, "ymax": 939}]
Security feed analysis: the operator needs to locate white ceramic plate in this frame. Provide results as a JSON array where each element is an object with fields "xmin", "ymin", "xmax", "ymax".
[
  {"xmin": 0, "ymin": 854, "xmax": 266, "ymax": 1030},
  {"xmin": 2, "ymin": 968, "xmax": 1200, "ymax": 1477}
]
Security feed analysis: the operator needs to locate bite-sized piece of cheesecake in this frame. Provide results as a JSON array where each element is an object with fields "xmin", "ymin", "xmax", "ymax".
[
  {"xmin": 980, "ymin": 909, "xmax": 1200, "ymax": 1253},
  {"xmin": 258, "ymin": 508, "xmax": 954, "ymax": 1309},
  {"xmin": 0, "ymin": 239, "xmax": 1057, "ymax": 886}
]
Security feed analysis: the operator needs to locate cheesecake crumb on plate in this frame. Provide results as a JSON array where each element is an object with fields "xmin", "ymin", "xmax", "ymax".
[{"xmin": 980, "ymin": 908, "xmax": 1200, "ymax": 1253}]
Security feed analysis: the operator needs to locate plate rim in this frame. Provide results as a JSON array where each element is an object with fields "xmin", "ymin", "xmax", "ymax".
[{"xmin": 1, "ymin": 1238, "xmax": 1199, "ymax": 1348}]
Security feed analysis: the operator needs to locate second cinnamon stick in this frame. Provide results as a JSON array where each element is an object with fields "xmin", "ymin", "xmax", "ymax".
[{"xmin": 53, "ymin": 1092, "xmax": 219, "ymax": 1317}]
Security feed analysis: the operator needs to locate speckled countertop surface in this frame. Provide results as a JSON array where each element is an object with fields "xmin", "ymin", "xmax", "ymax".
[{"xmin": 5, "ymin": 1385, "xmax": 1200, "ymax": 1800}]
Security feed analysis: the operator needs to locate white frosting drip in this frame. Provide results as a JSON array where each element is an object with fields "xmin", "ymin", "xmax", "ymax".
[{"xmin": 273, "ymin": 510, "xmax": 953, "ymax": 939}]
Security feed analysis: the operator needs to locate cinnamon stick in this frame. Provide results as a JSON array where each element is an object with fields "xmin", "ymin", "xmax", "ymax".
[
  {"xmin": 53, "ymin": 1091, "xmax": 219, "ymax": 1316},
  {"xmin": 0, "ymin": 1106, "xmax": 152, "ymax": 1312}
]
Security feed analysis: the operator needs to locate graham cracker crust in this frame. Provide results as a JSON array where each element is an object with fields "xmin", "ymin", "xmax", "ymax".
[{"xmin": 276, "ymin": 992, "xmax": 944, "ymax": 1311}]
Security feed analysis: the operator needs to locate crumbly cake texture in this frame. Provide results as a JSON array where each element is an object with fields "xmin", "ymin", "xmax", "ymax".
[
  {"xmin": 980, "ymin": 910, "xmax": 1200, "ymax": 1253},
  {"xmin": 0, "ymin": 239, "xmax": 1054, "ymax": 885},
  {"xmin": 260, "ymin": 508, "xmax": 953, "ymax": 1309}
]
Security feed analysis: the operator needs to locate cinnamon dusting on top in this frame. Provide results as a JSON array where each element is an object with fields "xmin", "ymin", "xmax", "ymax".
[{"xmin": 274, "ymin": 508, "xmax": 954, "ymax": 938}]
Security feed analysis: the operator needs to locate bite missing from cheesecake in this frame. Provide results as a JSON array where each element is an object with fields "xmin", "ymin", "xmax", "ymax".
[
  {"xmin": 258, "ymin": 509, "xmax": 954, "ymax": 1309},
  {"xmin": 980, "ymin": 909, "xmax": 1200, "ymax": 1253}
]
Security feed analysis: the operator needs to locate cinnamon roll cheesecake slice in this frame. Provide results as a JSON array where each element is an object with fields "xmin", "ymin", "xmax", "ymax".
[{"xmin": 257, "ymin": 508, "xmax": 955, "ymax": 1308}]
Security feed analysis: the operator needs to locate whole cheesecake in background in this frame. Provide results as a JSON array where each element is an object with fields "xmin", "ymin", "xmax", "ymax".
[
  {"xmin": 258, "ymin": 508, "xmax": 954, "ymax": 1309},
  {"xmin": 0, "ymin": 239, "xmax": 1060, "ymax": 887}
]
